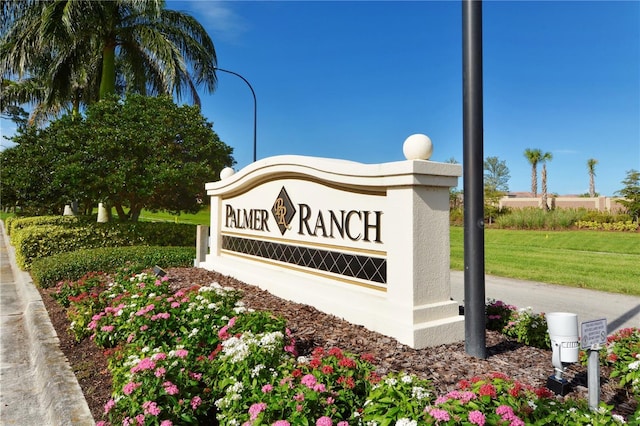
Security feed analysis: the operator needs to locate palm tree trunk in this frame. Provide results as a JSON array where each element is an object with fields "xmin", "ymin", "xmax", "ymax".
[
  {"xmin": 531, "ymin": 166, "xmax": 538, "ymax": 197},
  {"xmin": 99, "ymin": 41, "xmax": 117, "ymax": 99},
  {"xmin": 589, "ymin": 173, "xmax": 595, "ymax": 197}
]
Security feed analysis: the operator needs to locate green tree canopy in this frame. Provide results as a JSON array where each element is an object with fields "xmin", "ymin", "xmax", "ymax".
[
  {"xmin": 615, "ymin": 169, "xmax": 640, "ymax": 221},
  {"xmin": 1, "ymin": 94, "xmax": 234, "ymax": 219},
  {"xmin": 483, "ymin": 156, "xmax": 510, "ymax": 193},
  {"xmin": 1, "ymin": 0, "xmax": 217, "ymax": 124}
]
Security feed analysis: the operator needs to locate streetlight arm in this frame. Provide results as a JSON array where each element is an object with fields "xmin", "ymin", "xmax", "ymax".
[{"xmin": 214, "ymin": 67, "xmax": 257, "ymax": 162}]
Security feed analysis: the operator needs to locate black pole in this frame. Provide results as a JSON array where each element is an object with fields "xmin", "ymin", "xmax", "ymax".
[
  {"xmin": 214, "ymin": 67, "xmax": 258, "ymax": 162},
  {"xmin": 462, "ymin": 0, "xmax": 487, "ymax": 359}
]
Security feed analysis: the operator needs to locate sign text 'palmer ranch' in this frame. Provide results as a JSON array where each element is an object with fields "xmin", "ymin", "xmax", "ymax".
[{"xmin": 198, "ymin": 154, "xmax": 464, "ymax": 348}]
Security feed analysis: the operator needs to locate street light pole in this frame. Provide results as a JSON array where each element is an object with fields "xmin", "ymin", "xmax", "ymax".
[{"xmin": 214, "ymin": 67, "xmax": 257, "ymax": 162}]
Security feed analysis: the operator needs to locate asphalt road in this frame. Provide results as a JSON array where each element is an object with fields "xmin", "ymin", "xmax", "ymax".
[{"xmin": 450, "ymin": 270, "xmax": 640, "ymax": 334}]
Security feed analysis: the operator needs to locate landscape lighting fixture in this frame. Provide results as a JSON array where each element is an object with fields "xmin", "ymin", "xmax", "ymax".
[{"xmin": 546, "ymin": 312, "xmax": 580, "ymax": 395}]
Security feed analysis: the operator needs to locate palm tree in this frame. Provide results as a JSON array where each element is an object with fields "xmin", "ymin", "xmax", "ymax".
[
  {"xmin": 540, "ymin": 152, "xmax": 553, "ymax": 211},
  {"xmin": 1, "ymin": 0, "xmax": 218, "ymax": 122},
  {"xmin": 587, "ymin": 158, "xmax": 598, "ymax": 197},
  {"xmin": 523, "ymin": 148, "xmax": 543, "ymax": 197}
]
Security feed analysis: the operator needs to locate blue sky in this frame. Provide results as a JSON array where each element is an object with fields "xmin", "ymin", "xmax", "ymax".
[{"xmin": 2, "ymin": 1, "xmax": 638, "ymax": 196}]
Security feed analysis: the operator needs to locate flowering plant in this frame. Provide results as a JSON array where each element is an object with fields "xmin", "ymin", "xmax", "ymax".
[
  {"xmin": 486, "ymin": 300, "xmax": 549, "ymax": 349},
  {"xmin": 502, "ymin": 307, "xmax": 549, "ymax": 349},
  {"xmin": 359, "ymin": 372, "xmax": 434, "ymax": 423},
  {"xmin": 52, "ymin": 270, "xmax": 634, "ymax": 425},
  {"xmin": 486, "ymin": 299, "xmax": 517, "ymax": 332},
  {"xmin": 586, "ymin": 327, "xmax": 640, "ymax": 398},
  {"xmin": 103, "ymin": 345, "xmax": 216, "ymax": 425},
  {"xmin": 216, "ymin": 347, "xmax": 378, "ymax": 425}
]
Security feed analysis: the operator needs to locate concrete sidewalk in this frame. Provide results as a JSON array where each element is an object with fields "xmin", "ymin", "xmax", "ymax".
[{"xmin": 0, "ymin": 222, "xmax": 94, "ymax": 426}]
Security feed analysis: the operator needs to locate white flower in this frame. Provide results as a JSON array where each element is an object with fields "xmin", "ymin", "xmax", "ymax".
[
  {"xmin": 385, "ymin": 378, "xmax": 398, "ymax": 386},
  {"xmin": 629, "ymin": 360, "xmax": 640, "ymax": 371},
  {"xmin": 411, "ymin": 386, "xmax": 430, "ymax": 400},
  {"xmin": 612, "ymin": 414, "xmax": 626, "ymax": 424},
  {"xmin": 297, "ymin": 356, "xmax": 309, "ymax": 364},
  {"xmin": 251, "ymin": 364, "xmax": 265, "ymax": 378},
  {"xmin": 395, "ymin": 419, "xmax": 417, "ymax": 426},
  {"xmin": 207, "ymin": 303, "xmax": 216, "ymax": 309},
  {"xmin": 188, "ymin": 328, "xmax": 199, "ymax": 338},
  {"xmin": 401, "ymin": 374, "xmax": 413, "ymax": 384}
]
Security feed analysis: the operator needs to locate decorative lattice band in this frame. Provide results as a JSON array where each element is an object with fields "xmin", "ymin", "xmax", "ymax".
[{"xmin": 222, "ymin": 235, "xmax": 386, "ymax": 285}]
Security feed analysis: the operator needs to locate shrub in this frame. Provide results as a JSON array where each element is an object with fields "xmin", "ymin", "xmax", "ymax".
[
  {"xmin": 12, "ymin": 221, "xmax": 196, "ymax": 269},
  {"xmin": 485, "ymin": 300, "xmax": 550, "ymax": 350},
  {"xmin": 30, "ymin": 246, "xmax": 195, "ymax": 288},
  {"xmin": 494, "ymin": 208, "xmax": 587, "ymax": 230},
  {"xmin": 7, "ymin": 214, "xmax": 88, "ymax": 235}
]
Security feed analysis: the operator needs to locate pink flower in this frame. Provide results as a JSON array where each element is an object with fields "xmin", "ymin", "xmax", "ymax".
[
  {"xmin": 131, "ymin": 358, "xmax": 156, "ymax": 374},
  {"xmin": 428, "ymin": 408, "xmax": 451, "ymax": 422},
  {"xmin": 337, "ymin": 423, "xmax": 349, "ymax": 426},
  {"xmin": 496, "ymin": 405, "xmax": 515, "ymax": 419},
  {"xmin": 190, "ymin": 396, "xmax": 202, "ymax": 410},
  {"xmin": 139, "ymin": 325, "xmax": 149, "ymax": 331},
  {"xmin": 171, "ymin": 302, "xmax": 181, "ymax": 308},
  {"xmin": 316, "ymin": 416, "xmax": 332, "ymax": 426},
  {"xmin": 189, "ymin": 371, "xmax": 202, "ymax": 380},
  {"xmin": 326, "ymin": 397, "xmax": 335, "ymax": 405},
  {"xmin": 100, "ymin": 325, "xmax": 115, "ymax": 332},
  {"xmin": 313, "ymin": 383, "xmax": 326, "ymax": 392},
  {"xmin": 163, "ymin": 381, "xmax": 179, "ymax": 395},
  {"xmin": 173, "ymin": 349, "xmax": 188, "ymax": 358},
  {"xmin": 272, "ymin": 422, "xmax": 290, "ymax": 426},
  {"xmin": 154, "ymin": 367, "xmax": 166, "ymax": 377},
  {"xmin": 142, "ymin": 401, "xmax": 161, "ymax": 416},
  {"xmin": 249, "ymin": 402, "xmax": 267, "ymax": 420},
  {"xmin": 123, "ymin": 381, "xmax": 141, "ymax": 395},
  {"xmin": 293, "ymin": 393, "xmax": 305, "ymax": 402},
  {"xmin": 262, "ymin": 384, "xmax": 273, "ymax": 393},
  {"xmin": 468, "ymin": 410, "xmax": 486, "ymax": 426},
  {"xmin": 160, "ymin": 421, "xmax": 173, "ymax": 426},
  {"xmin": 152, "ymin": 352, "xmax": 167, "ymax": 361},
  {"xmin": 135, "ymin": 414, "xmax": 145, "ymax": 425},
  {"xmin": 301, "ymin": 374, "xmax": 317, "ymax": 388},
  {"xmin": 218, "ymin": 326, "xmax": 230, "ymax": 340},
  {"xmin": 103, "ymin": 399, "xmax": 115, "ymax": 414},
  {"xmin": 127, "ymin": 333, "xmax": 136, "ymax": 343},
  {"xmin": 96, "ymin": 422, "xmax": 109, "ymax": 426}
]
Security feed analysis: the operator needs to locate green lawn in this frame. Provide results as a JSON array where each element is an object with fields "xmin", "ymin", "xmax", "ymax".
[
  {"xmin": 450, "ymin": 227, "xmax": 640, "ymax": 296},
  {"xmin": 138, "ymin": 209, "xmax": 210, "ymax": 225}
]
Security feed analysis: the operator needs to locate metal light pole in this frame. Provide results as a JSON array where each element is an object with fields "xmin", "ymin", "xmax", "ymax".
[
  {"xmin": 214, "ymin": 67, "xmax": 257, "ymax": 162},
  {"xmin": 462, "ymin": 0, "xmax": 487, "ymax": 359}
]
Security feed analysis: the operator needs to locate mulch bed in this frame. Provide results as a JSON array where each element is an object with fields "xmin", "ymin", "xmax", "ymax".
[{"xmin": 38, "ymin": 267, "xmax": 637, "ymax": 422}]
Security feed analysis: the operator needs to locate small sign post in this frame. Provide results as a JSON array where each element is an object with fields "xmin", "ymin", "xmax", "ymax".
[{"xmin": 581, "ymin": 318, "xmax": 607, "ymax": 410}]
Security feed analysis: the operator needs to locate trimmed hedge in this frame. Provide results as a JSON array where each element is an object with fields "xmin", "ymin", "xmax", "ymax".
[
  {"xmin": 12, "ymin": 221, "xmax": 196, "ymax": 269},
  {"xmin": 6, "ymin": 215, "xmax": 89, "ymax": 236},
  {"xmin": 30, "ymin": 246, "xmax": 196, "ymax": 288}
]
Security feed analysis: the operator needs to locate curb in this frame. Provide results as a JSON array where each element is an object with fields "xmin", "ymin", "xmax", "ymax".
[{"xmin": 2, "ymin": 221, "xmax": 95, "ymax": 425}]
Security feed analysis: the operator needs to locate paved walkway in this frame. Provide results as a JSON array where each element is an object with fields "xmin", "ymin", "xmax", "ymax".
[{"xmin": 0, "ymin": 222, "xmax": 94, "ymax": 425}]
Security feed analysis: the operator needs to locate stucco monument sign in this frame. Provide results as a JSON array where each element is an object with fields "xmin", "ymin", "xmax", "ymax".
[{"xmin": 198, "ymin": 136, "xmax": 464, "ymax": 348}]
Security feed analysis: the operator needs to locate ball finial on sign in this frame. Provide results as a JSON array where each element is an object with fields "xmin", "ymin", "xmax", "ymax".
[
  {"xmin": 220, "ymin": 167, "xmax": 235, "ymax": 179},
  {"xmin": 403, "ymin": 134, "xmax": 433, "ymax": 160}
]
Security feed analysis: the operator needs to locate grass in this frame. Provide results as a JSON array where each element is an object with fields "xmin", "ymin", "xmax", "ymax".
[
  {"xmin": 138, "ymin": 208, "xmax": 210, "ymax": 225},
  {"xmin": 450, "ymin": 227, "xmax": 640, "ymax": 296}
]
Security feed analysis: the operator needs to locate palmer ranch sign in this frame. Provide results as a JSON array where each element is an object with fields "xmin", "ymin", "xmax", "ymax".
[{"xmin": 199, "ymin": 154, "xmax": 464, "ymax": 348}]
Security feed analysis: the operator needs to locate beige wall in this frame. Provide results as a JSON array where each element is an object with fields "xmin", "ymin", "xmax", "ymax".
[{"xmin": 499, "ymin": 196, "xmax": 627, "ymax": 213}]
